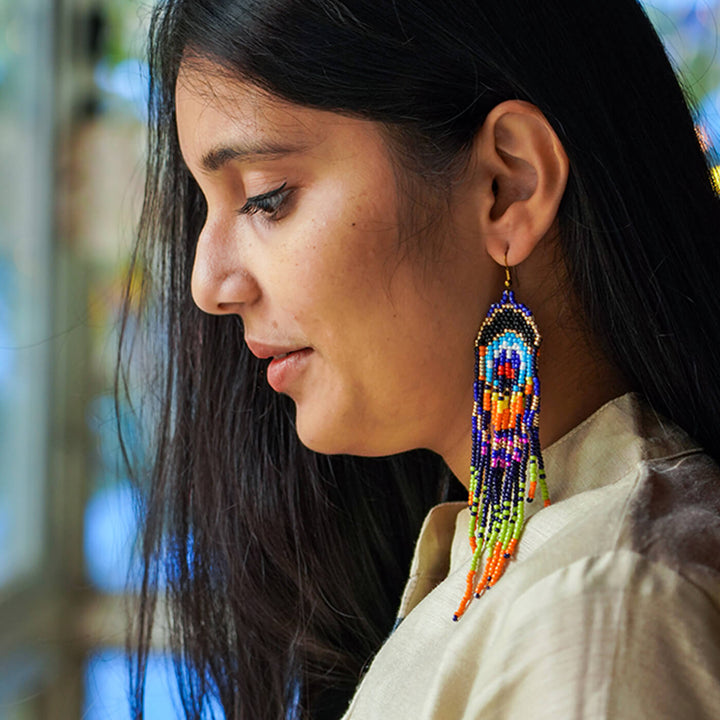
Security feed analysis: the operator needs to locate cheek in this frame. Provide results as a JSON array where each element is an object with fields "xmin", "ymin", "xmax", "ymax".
[{"xmin": 280, "ymin": 214, "xmax": 402, "ymax": 335}]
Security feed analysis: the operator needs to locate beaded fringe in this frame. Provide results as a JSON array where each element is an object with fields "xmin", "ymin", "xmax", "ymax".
[{"xmin": 453, "ymin": 289, "xmax": 549, "ymax": 622}]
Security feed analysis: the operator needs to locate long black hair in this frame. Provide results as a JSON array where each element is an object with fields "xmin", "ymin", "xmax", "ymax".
[{"xmin": 119, "ymin": 1, "xmax": 720, "ymax": 718}]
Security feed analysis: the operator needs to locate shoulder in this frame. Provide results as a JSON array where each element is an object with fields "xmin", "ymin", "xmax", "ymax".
[
  {"xmin": 622, "ymin": 449, "xmax": 720, "ymax": 582},
  {"xmin": 453, "ymin": 448, "xmax": 720, "ymax": 719},
  {"xmin": 453, "ymin": 538, "xmax": 720, "ymax": 719}
]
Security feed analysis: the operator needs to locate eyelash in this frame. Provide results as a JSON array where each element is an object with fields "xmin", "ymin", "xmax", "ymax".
[{"xmin": 238, "ymin": 182, "xmax": 291, "ymax": 221}]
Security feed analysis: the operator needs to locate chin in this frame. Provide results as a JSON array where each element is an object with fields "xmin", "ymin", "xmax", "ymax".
[
  {"xmin": 294, "ymin": 407, "xmax": 382, "ymax": 457},
  {"xmin": 295, "ymin": 418, "xmax": 353, "ymax": 456},
  {"xmin": 295, "ymin": 414, "xmax": 409, "ymax": 459}
]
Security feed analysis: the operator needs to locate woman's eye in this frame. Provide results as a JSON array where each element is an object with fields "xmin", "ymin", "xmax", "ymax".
[{"xmin": 238, "ymin": 182, "xmax": 291, "ymax": 221}]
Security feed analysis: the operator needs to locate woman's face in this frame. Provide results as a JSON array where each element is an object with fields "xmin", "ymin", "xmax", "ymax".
[{"xmin": 175, "ymin": 62, "xmax": 499, "ymax": 458}]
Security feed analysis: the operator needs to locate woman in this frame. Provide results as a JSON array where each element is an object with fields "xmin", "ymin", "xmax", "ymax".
[{"xmin": 120, "ymin": 0, "xmax": 720, "ymax": 717}]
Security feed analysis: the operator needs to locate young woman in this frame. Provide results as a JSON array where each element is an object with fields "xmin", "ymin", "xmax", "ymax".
[{"xmin": 120, "ymin": 0, "xmax": 720, "ymax": 717}]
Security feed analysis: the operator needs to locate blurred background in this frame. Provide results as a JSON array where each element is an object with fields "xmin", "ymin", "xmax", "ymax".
[{"xmin": 0, "ymin": 0, "xmax": 718, "ymax": 718}]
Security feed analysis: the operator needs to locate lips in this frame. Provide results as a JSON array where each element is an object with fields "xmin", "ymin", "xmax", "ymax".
[{"xmin": 245, "ymin": 338, "xmax": 313, "ymax": 393}]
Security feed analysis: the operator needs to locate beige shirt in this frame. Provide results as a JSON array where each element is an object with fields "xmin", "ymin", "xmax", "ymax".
[{"xmin": 342, "ymin": 392, "xmax": 720, "ymax": 719}]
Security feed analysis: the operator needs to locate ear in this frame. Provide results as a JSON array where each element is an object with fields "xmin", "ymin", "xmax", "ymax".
[{"xmin": 468, "ymin": 100, "xmax": 569, "ymax": 267}]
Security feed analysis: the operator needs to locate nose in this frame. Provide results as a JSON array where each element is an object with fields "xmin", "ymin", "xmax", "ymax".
[{"xmin": 191, "ymin": 217, "xmax": 260, "ymax": 315}]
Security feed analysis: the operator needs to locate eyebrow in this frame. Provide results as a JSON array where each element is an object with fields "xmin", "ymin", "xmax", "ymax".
[{"xmin": 200, "ymin": 140, "xmax": 310, "ymax": 173}]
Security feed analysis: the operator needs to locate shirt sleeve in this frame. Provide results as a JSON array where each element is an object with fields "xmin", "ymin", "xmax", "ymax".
[{"xmin": 459, "ymin": 550, "xmax": 720, "ymax": 720}]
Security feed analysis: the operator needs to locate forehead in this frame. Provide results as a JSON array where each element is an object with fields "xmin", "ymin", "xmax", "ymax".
[{"xmin": 175, "ymin": 60, "xmax": 363, "ymax": 171}]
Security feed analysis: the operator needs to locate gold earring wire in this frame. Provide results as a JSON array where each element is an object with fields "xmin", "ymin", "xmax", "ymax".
[{"xmin": 504, "ymin": 250, "xmax": 512, "ymax": 289}]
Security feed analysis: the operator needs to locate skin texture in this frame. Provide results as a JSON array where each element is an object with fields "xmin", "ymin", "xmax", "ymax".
[{"xmin": 176, "ymin": 61, "xmax": 631, "ymax": 487}]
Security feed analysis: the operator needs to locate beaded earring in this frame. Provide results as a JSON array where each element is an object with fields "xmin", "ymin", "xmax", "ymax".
[{"xmin": 453, "ymin": 253, "xmax": 550, "ymax": 622}]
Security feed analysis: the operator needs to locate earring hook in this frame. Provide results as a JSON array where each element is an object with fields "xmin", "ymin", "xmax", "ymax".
[{"xmin": 504, "ymin": 250, "xmax": 512, "ymax": 289}]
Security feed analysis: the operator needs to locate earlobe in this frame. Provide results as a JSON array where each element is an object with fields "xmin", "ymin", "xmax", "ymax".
[{"xmin": 472, "ymin": 100, "xmax": 569, "ymax": 266}]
